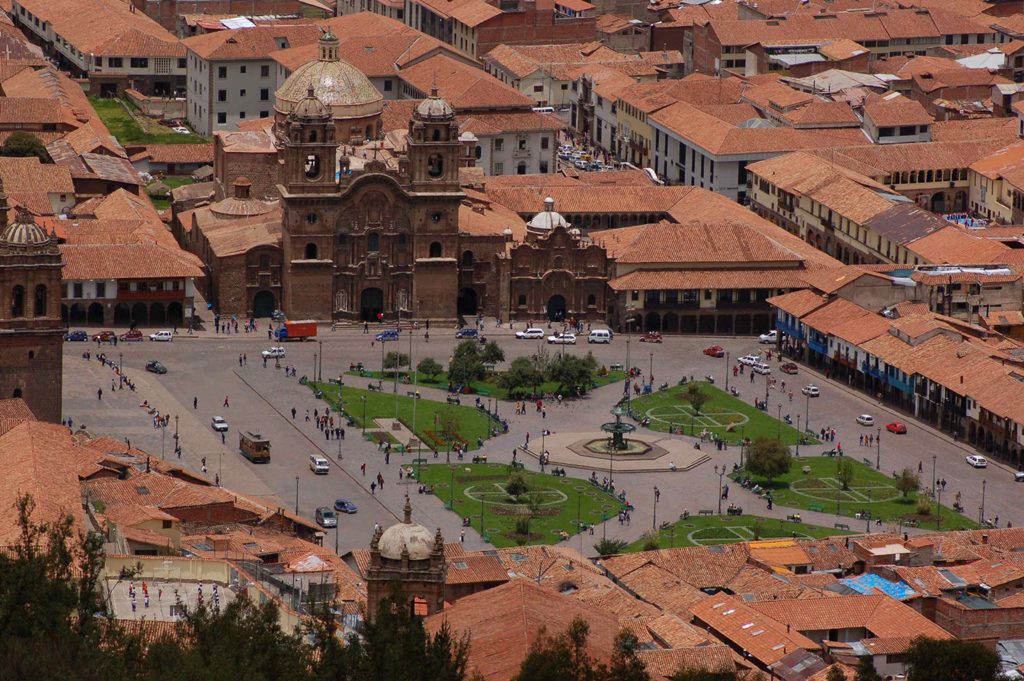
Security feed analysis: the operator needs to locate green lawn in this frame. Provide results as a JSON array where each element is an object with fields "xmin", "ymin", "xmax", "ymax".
[
  {"xmin": 624, "ymin": 513, "xmax": 853, "ymax": 551},
  {"xmin": 148, "ymin": 175, "xmax": 194, "ymax": 211},
  {"xmin": 417, "ymin": 463, "xmax": 625, "ymax": 548},
  {"xmin": 89, "ymin": 97, "xmax": 208, "ymax": 145},
  {"xmin": 312, "ymin": 383, "xmax": 494, "ymax": 451},
  {"xmin": 736, "ymin": 456, "xmax": 977, "ymax": 531},
  {"xmin": 629, "ymin": 381, "xmax": 811, "ymax": 446},
  {"xmin": 345, "ymin": 368, "xmax": 626, "ymax": 400}
]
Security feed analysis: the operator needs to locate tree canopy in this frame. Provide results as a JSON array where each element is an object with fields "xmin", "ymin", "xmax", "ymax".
[
  {"xmin": 0, "ymin": 131, "xmax": 51, "ymax": 162},
  {"xmin": 744, "ymin": 437, "xmax": 792, "ymax": 484},
  {"xmin": 904, "ymin": 637, "xmax": 999, "ymax": 681}
]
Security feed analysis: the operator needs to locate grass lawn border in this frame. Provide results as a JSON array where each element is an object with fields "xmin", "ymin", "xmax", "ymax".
[
  {"xmin": 344, "ymin": 368, "xmax": 625, "ymax": 400},
  {"xmin": 624, "ymin": 513, "xmax": 854, "ymax": 551}
]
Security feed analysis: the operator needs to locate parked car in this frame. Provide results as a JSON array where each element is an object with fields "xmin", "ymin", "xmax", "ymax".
[
  {"xmin": 455, "ymin": 328, "xmax": 478, "ymax": 339},
  {"xmin": 703, "ymin": 346, "xmax": 725, "ymax": 357},
  {"xmin": 149, "ymin": 330, "xmax": 173, "ymax": 342},
  {"xmin": 752, "ymin": 362, "xmax": 771, "ymax": 375},
  {"xmin": 801, "ymin": 384, "xmax": 820, "ymax": 397},
  {"xmin": 334, "ymin": 499, "xmax": 358, "ymax": 514},
  {"xmin": 315, "ymin": 507, "xmax": 337, "ymax": 528},
  {"xmin": 145, "ymin": 360, "xmax": 167, "ymax": 374},
  {"xmin": 309, "ymin": 454, "xmax": 330, "ymax": 474},
  {"xmin": 780, "ymin": 362, "xmax": 799, "ymax": 375},
  {"xmin": 119, "ymin": 330, "xmax": 143, "ymax": 342},
  {"xmin": 211, "ymin": 416, "xmax": 229, "ymax": 432},
  {"xmin": 1014, "ymin": 470, "xmax": 1024, "ymax": 482},
  {"xmin": 639, "ymin": 332, "xmax": 662, "ymax": 343},
  {"xmin": 64, "ymin": 330, "xmax": 88, "ymax": 342},
  {"xmin": 587, "ymin": 329, "xmax": 612, "ymax": 344},
  {"xmin": 92, "ymin": 330, "xmax": 116, "ymax": 343},
  {"xmin": 515, "ymin": 328, "xmax": 545, "ymax": 340},
  {"xmin": 547, "ymin": 332, "xmax": 577, "ymax": 345},
  {"xmin": 262, "ymin": 346, "xmax": 286, "ymax": 358},
  {"xmin": 375, "ymin": 329, "xmax": 399, "ymax": 342},
  {"xmin": 966, "ymin": 454, "xmax": 988, "ymax": 468},
  {"xmin": 856, "ymin": 414, "xmax": 875, "ymax": 426},
  {"xmin": 738, "ymin": 354, "xmax": 761, "ymax": 366},
  {"xmin": 758, "ymin": 330, "xmax": 778, "ymax": 344},
  {"xmin": 886, "ymin": 421, "xmax": 907, "ymax": 434}
]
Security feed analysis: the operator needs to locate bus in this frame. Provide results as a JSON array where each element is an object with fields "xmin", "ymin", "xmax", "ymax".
[{"xmin": 239, "ymin": 431, "xmax": 271, "ymax": 463}]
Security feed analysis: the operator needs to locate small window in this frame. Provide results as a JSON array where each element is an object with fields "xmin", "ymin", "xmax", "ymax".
[
  {"xmin": 384, "ymin": 79, "xmax": 393, "ymax": 91},
  {"xmin": 304, "ymin": 154, "xmax": 320, "ymax": 178},
  {"xmin": 259, "ymin": 111, "xmax": 269, "ymax": 118},
  {"xmin": 494, "ymin": 138, "xmax": 504, "ymax": 151},
  {"xmin": 462, "ymin": 250, "xmax": 474, "ymax": 266},
  {"xmin": 305, "ymin": 243, "xmax": 318, "ymax": 259},
  {"xmin": 239, "ymin": 111, "xmax": 246, "ymax": 119},
  {"xmin": 11, "ymin": 285, "xmax": 24, "ymax": 317},
  {"xmin": 95, "ymin": 282, "xmax": 106, "ymax": 298},
  {"xmin": 261, "ymin": 64, "xmax": 270, "ymax": 77},
  {"xmin": 541, "ymin": 137, "xmax": 549, "ymax": 149},
  {"xmin": 33, "ymin": 284, "xmax": 46, "ymax": 316},
  {"xmin": 475, "ymin": 145, "xmax": 482, "ymax": 159},
  {"xmin": 239, "ymin": 65, "xmax": 246, "ymax": 74},
  {"xmin": 367, "ymin": 233, "xmax": 380, "ymax": 252},
  {"xmin": 260, "ymin": 88, "xmax": 269, "ymax": 101},
  {"xmin": 108, "ymin": 57, "xmax": 123, "ymax": 68},
  {"xmin": 259, "ymin": 255, "xmax": 270, "ymax": 269},
  {"xmin": 533, "ymin": 84, "xmax": 543, "ymax": 93},
  {"xmin": 130, "ymin": 57, "xmax": 148, "ymax": 68},
  {"xmin": 306, "ymin": 213, "xmax": 317, "ymax": 224},
  {"xmin": 217, "ymin": 112, "xmax": 226, "ymax": 124},
  {"xmin": 429, "ymin": 241, "xmax": 442, "ymax": 257},
  {"xmin": 217, "ymin": 90, "xmax": 226, "ymax": 102},
  {"xmin": 218, "ymin": 66, "xmax": 227, "ymax": 78},
  {"xmin": 587, "ymin": 294, "xmax": 596, "ymax": 307},
  {"xmin": 239, "ymin": 89, "xmax": 246, "ymax": 97},
  {"xmin": 518, "ymin": 294, "xmax": 527, "ymax": 306}
]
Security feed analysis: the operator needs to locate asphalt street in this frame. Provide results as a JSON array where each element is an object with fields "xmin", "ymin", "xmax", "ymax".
[{"xmin": 62, "ymin": 321, "xmax": 1021, "ymax": 556}]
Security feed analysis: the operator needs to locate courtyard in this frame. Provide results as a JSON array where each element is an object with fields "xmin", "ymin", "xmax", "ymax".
[{"xmin": 416, "ymin": 463, "xmax": 625, "ymax": 548}]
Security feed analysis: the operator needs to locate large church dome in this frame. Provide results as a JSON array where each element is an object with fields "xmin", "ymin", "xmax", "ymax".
[
  {"xmin": 375, "ymin": 496, "xmax": 441, "ymax": 561},
  {"xmin": 275, "ymin": 30, "xmax": 383, "ymax": 121},
  {"xmin": 0, "ymin": 207, "xmax": 51, "ymax": 247}
]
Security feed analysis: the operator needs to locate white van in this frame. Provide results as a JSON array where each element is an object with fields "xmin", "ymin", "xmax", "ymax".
[
  {"xmin": 588, "ymin": 329, "xmax": 612, "ymax": 344},
  {"xmin": 309, "ymin": 454, "xmax": 330, "ymax": 475}
]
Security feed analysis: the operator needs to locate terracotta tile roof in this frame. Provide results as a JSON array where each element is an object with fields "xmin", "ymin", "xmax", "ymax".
[
  {"xmin": 183, "ymin": 25, "xmax": 321, "ymax": 60},
  {"xmin": 863, "ymin": 92, "xmax": 933, "ymax": 127},
  {"xmin": 400, "ymin": 54, "xmax": 533, "ymax": 110},
  {"xmin": 424, "ymin": 580, "xmax": 619, "ymax": 681},
  {"xmin": 612, "ymin": 562, "xmax": 709, "ymax": 615},
  {"xmin": 459, "ymin": 110, "xmax": 563, "ymax": 136},
  {"xmin": 596, "ymin": 13, "xmax": 635, "ymax": 33},
  {"xmin": 17, "ymin": 0, "xmax": 183, "ymax": 58},
  {"xmin": 742, "ymin": 81, "xmax": 815, "ymax": 112},
  {"xmin": 0, "ymin": 397, "xmax": 35, "ymax": 420},
  {"xmin": 690, "ymin": 594, "xmax": 820, "ymax": 667},
  {"xmin": 907, "ymin": 225, "xmax": 1011, "ymax": 264},
  {"xmin": 748, "ymin": 540, "xmax": 813, "ymax": 571},
  {"xmin": 0, "ymin": 96, "xmax": 77, "ymax": 126},
  {"xmin": 604, "ymin": 544, "xmax": 753, "ymax": 591},
  {"xmin": 748, "ymin": 595, "xmax": 953, "ymax": 640},
  {"xmin": 592, "ymin": 220, "xmax": 804, "ymax": 265},
  {"xmin": 413, "ymin": 0, "xmax": 502, "ymax": 26},
  {"xmin": 780, "ymin": 100, "xmax": 861, "ymax": 128},
  {"xmin": 637, "ymin": 646, "xmax": 737, "ymax": 680},
  {"xmin": 946, "ymin": 557, "xmax": 1024, "ymax": 588},
  {"xmin": 0, "ymin": 422, "xmax": 85, "ymax": 546},
  {"xmin": 766, "ymin": 289, "xmax": 831, "ymax": 317},
  {"xmin": 60, "ymin": 243, "xmax": 204, "ymax": 280},
  {"xmin": 132, "ymin": 143, "xmax": 214, "ymax": 165},
  {"xmin": 57, "ymin": 121, "xmax": 125, "ymax": 157},
  {"xmin": 608, "ymin": 267, "xmax": 813, "ymax": 292},
  {"xmin": 0, "ymin": 156, "xmax": 74, "ymax": 215},
  {"xmin": 819, "ymin": 38, "xmax": 869, "ymax": 61},
  {"xmin": 458, "ymin": 188, "xmax": 527, "ymax": 240},
  {"xmin": 484, "ymin": 183, "xmax": 692, "ymax": 215},
  {"xmin": 818, "ymin": 138, "xmax": 1010, "ymax": 176},
  {"xmin": 913, "ymin": 68, "xmax": 1009, "ymax": 92},
  {"xmin": 1, "ymin": 64, "xmax": 98, "ymax": 124}
]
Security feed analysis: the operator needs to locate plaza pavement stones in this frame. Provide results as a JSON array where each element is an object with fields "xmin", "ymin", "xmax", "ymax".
[{"xmin": 519, "ymin": 432, "xmax": 710, "ymax": 472}]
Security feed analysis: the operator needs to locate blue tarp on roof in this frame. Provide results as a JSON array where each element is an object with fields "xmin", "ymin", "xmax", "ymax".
[{"xmin": 840, "ymin": 573, "xmax": 917, "ymax": 600}]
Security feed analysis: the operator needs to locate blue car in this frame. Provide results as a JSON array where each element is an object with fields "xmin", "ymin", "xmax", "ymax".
[
  {"xmin": 375, "ymin": 329, "xmax": 399, "ymax": 342},
  {"xmin": 334, "ymin": 499, "xmax": 358, "ymax": 514},
  {"xmin": 64, "ymin": 330, "xmax": 88, "ymax": 342},
  {"xmin": 455, "ymin": 328, "xmax": 478, "ymax": 339}
]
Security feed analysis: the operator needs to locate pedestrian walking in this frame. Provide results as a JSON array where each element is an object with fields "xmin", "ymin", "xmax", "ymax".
[
  {"xmin": 97, "ymin": 388, "xmax": 102, "ymax": 400},
  {"xmin": 238, "ymin": 354, "xmax": 243, "ymax": 367},
  {"xmin": 361, "ymin": 463, "xmax": 366, "ymax": 476},
  {"xmin": 193, "ymin": 396, "xmax": 198, "ymax": 409},
  {"xmin": 223, "ymin": 396, "xmax": 230, "ymax": 408},
  {"xmin": 370, "ymin": 482, "xmax": 376, "ymax": 495},
  {"xmin": 291, "ymin": 407, "xmax": 296, "ymax": 419},
  {"xmin": 460, "ymin": 529, "xmax": 465, "ymax": 543}
]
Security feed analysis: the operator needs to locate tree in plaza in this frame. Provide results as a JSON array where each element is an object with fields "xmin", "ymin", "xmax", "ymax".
[
  {"xmin": 481, "ymin": 341, "xmax": 505, "ymax": 365},
  {"xmin": 0, "ymin": 131, "xmax": 50, "ymax": 162},
  {"xmin": 593, "ymin": 538, "xmax": 628, "ymax": 557},
  {"xmin": 547, "ymin": 354, "xmax": 595, "ymax": 396},
  {"xmin": 498, "ymin": 357, "xmax": 545, "ymax": 396},
  {"xmin": 684, "ymin": 383, "xmax": 708, "ymax": 415},
  {"xmin": 506, "ymin": 473, "xmax": 529, "ymax": 499},
  {"xmin": 744, "ymin": 437, "xmax": 792, "ymax": 485},
  {"xmin": 417, "ymin": 357, "xmax": 443, "ymax": 382},
  {"xmin": 438, "ymin": 406, "xmax": 460, "ymax": 454},
  {"xmin": 384, "ymin": 351, "xmax": 410, "ymax": 370},
  {"xmin": 904, "ymin": 637, "xmax": 999, "ymax": 681},
  {"xmin": 896, "ymin": 468, "xmax": 920, "ymax": 498},
  {"xmin": 448, "ymin": 340, "xmax": 484, "ymax": 387},
  {"xmin": 836, "ymin": 457, "xmax": 855, "ymax": 491}
]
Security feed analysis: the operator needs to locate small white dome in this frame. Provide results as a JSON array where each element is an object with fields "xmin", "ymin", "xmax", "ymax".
[
  {"xmin": 527, "ymin": 196, "xmax": 569, "ymax": 235},
  {"xmin": 375, "ymin": 496, "xmax": 440, "ymax": 561}
]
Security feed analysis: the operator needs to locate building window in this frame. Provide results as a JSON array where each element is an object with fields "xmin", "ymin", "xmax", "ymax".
[
  {"xmin": 367, "ymin": 233, "xmax": 380, "ymax": 252},
  {"xmin": 239, "ymin": 111, "xmax": 245, "ymax": 119},
  {"xmin": 518, "ymin": 294, "xmax": 527, "ymax": 306},
  {"xmin": 384, "ymin": 79, "xmax": 393, "ymax": 91},
  {"xmin": 541, "ymin": 137, "xmax": 549, "ymax": 149},
  {"xmin": 218, "ymin": 66, "xmax": 227, "ymax": 78},
  {"xmin": 494, "ymin": 162, "xmax": 503, "ymax": 174},
  {"xmin": 130, "ymin": 57, "xmax": 148, "ymax": 68},
  {"xmin": 260, "ymin": 64, "xmax": 270, "ymax": 77},
  {"xmin": 260, "ymin": 88, "xmax": 269, "ymax": 101},
  {"xmin": 178, "ymin": 58, "xmax": 186, "ymax": 69},
  {"xmin": 429, "ymin": 241, "xmax": 442, "ymax": 257},
  {"xmin": 517, "ymin": 163, "xmax": 526, "ymax": 175},
  {"xmin": 73, "ymin": 282, "xmax": 83, "ymax": 298},
  {"xmin": 11, "ymin": 285, "xmax": 24, "ymax": 317},
  {"xmin": 540, "ymin": 161, "xmax": 549, "ymax": 173},
  {"xmin": 307, "ymin": 213, "xmax": 317, "ymax": 224},
  {"xmin": 217, "ymin": 90, "xmax": 226, "ymax": 102},
  {"xmin": 259, "ymin": 255, "xmax": 270, "ymax": 269},
  {"xmin": 33, "ymin": 284, "xmax": 46, "ymax": 316},
  {"xmin": 95, "ymin": 282, "xmax": 106, "ymax": 298},
  {"xmin": 217, "ymin": 112, "xmax": 226, "ymax": 124},
  {"xmin": 587, "ymin": 294, "xmax": 596, "ymax": 307},
  {"xmin": 494, "ymin": 138, "xmax": 504, "ymax": 151},
  {"xmin": 108, "ymin": 57, "xmax": 122, "ymax": 68},
  {"xmin": 462, "ymin": 250, "xmax": 474, "ymax": 265},
  {"xmin": 533, "ymin": 84, "xmax": 543, "ymax": 93},
  {"xmin": 518, "ymin": 138, "xmax": 527, "ymax": 150},
  {"xmin": 239, "ymin": 89, "xmax": 246, "ymax": 97},
  {"xmin": 240, "ymin": 65, "xmax": 246, "ymax": 74},
  {"xmin": 305, "ymin": 243, "xmax": 318, "ymax": 259},
  {"xmin": 260, "ymin": 111, "xmax": 269, "ymax": 118}
]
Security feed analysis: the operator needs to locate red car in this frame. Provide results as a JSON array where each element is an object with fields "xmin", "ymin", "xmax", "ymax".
[
  {"xmin": 703, "ymin": 345, "xmax": 725, "ymax": 357},
  {"xmin": 91, "ymin": 330, "xmax": 116, "ymax": 343},
  {"xmin": 780, "ymin": 362, "xmax": 799, "ymax": 375},
  {"xmin": 639, "ymin": 332, "xmax": 663, "ymax": 343},
  {"xmin": 119, "ymin": 329, "xmax": 143, "ymax": 342},
  {"xmin": 886, "ymin": 421, "xmax": 907, "ymax": 434}
]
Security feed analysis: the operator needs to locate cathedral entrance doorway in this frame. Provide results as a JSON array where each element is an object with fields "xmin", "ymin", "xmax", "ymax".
[
  {"xmin": 253, "ymin": 290, "xmax": 276, "ymax": 318},
  {"xmin": 360, "ymin": 287, "xmax": 384, "ymax": 321},
  {"xmin": 546, "ymin": 294, "xmax": 567, "ymax": 322},
  {"xmin": 457, "ymin": 287, "xmax": 478, "ymax": 316}
]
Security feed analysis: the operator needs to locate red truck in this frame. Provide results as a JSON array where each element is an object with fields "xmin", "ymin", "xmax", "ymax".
[{"xmin": 274, "ymin": 320, "xmax": 317, "ymax": 341}]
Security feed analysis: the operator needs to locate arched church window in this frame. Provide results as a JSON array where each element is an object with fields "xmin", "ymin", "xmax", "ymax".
[
  {"xmin": 11, "ymin": 285, "xmax": 24, "ymax": 317},
  {"xmin": 367, "ymin": 233, "xmax": 380, "ymax": 252},
  {"xmin": 517, "ymin": 294, "xmax": 526, "ymax": 306},
  {"xmin": 34, "ymin": 285, "xmax": 46, "ymax": 316},
  {"xmin": 432, "ymin": 129, "xmax": 441, "ymax": 141},
  {"xmin": 462, "ymin": 250, "xmax": 474, "ymax": 266},
  {"xmin": 587, "ymin": 294, "xmax": 596, "ymax": 307},
  {"xmin": 305, "ymin": 243, "xmax": 318, "ymax": 259},
  {"xmin": 429, "ymin": 242, "xmax": 442, "ymax": 258},
  {"xmin": 427, "ymin": 154, "xmax": 443, "ymax": 178},
  {"xmin": 304, "ymin": 154, "xmax": 320, "ymax": 179},
  {"xmin": 309, "ymin": 130, "xmax": 317, "ymax": 142},
  {"xmin": 307, "ymin": 213, "xmax": 317, "ymax": 224}
]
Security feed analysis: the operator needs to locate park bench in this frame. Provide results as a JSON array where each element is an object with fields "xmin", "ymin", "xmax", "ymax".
[
  {"xmin": 610, "ymin": 363, "xmax": 624, "ymax": 371},
  {"xmin": 406, "ymin": 391, "xmax": 421, "ymax": 399},
  {"xmin": 446, "ymin": 396, "xmax": 461, "ymax": 405},
  {"xmin": 802, "ymin": 465, "xmax": 812, "ymax": 474},
  {"xmin": 509, "ymin": 461, "xmax": 525, "ymax": 471},
  {"xmin": 412, "ymin": 458, "xmax": 428, "ymax": 466},
  {"xmin": 834, "ymin": 523, "xmax": 851, "ymax": 531},
  {"xmin": 786, "ymin": 514, "xmax": 802, "ymax": 523},
  {"xmin": 862, "ymin": 458, "xmax": 873, "ymax": 468},
  {"xmin": 329, "ymin": 378, "xmax": 343, "ymax": 386},
  {"xmin": 472, "ymin": 455, "xmax": 488, "ymax": 464},
  {"xmin": 367, "ymin": 383, "xmax": 382, "ymax": 392},
  {"xmin": 477, "ymin": 388, "xmax": 491, "ymax": 396},
  {"xmin": 698, "ymin": 509, "xmax": 714, "ymax": 517},
  {"xmin": 808, "ymin": 503, "xmax": 825, "ymax": 513}
]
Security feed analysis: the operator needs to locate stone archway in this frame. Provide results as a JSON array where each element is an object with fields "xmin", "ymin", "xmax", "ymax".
[
  {"xmin": 930, "ymin": 192, "xmax": 946, "ymax": 213},
  {"xmin": 546, "ymin": 294, "xmax": 566, "ymax": 322},
  {"xmin": 69, "ymin": 303, "xmax": 86, "ymax": 324},
  {"xmin": 131, "ymin": 302, "xmax": 148, "ymax": 325},
  {"xmin": 150, "ymin": 302, "xmax": 166, "ymax": 325},
  {"xmin": 644, "ymin": 312, "xmax": 661, "ymax": 331},
  {"xmin": 114, "ymin": 303, "xmax": 131, "ymax": 326},
  {"xmin": 457, "ymin": 287, "xmax": 478, "ymax": 316},
  {"xmin": 61, "ymin": 304, "xmax": 68, "ymax": 322},
  {"xmin": 252, "ymin": 290, "xmax": 276, "ymax": 318},
  {"xmin": 87, "ymin": 302, "xmax": 104, "ymax": 324},
  {"xmin": 167, "ymin": 301, "xmax": 184, "ymax": 326},
  {"xmin": 361, "ymin": 287, "xmax": 384, "ymax": 321},
  {"xmin": 663, "ymin": 312, "xmax": 679, "ymax": 333}
]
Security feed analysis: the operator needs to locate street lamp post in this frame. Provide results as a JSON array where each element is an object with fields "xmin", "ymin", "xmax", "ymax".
[
  {"xmin": 160, "ymin": 426, "xmax": 165, "ymax": 460},
  {"xmin": 725, "ymin": 351, "xmax": 730, "ymax": 391},
  {"xmin": 777, "ymin": 405, "xmax": 782, "ymax": 441},
  {"xmin": 715, "ymin": 465, "xmax": 725, "ymax": 515},
  {"xmin": 174, "ymin": 414, "xmax": 179, "ymax": 439},
  {"xmin": 318, "ymin": 339, "xmax": 323, "ymax": 382},
  {"xmin": 931, "ymin": 455, "xmax": 937, "ymax": 494},
  {"xmin": 875, "ymin": 428, "xmax": 881, "ymax": 469},
  {"xmin": 979, "ymin": 479, "xmax": 987, "ymax": 525},
  {"xmin": 294, "ymin": 476, "xmax": 299, "ymax": 514},
  {"xmin": 625, "ymin": 317, "xmax": 633, "ymax": 409},
  {"xmin": 796, "ymin": 415, "xmax": 801, "ymax": 456},
  {"xmin": 448, "ymin": 466, "xmax": 455, "ymax": 510},
  {"xmin": 649, "ymin": 351, "xmax": 653, "ymax": 383},
  {"xmin": 313, "ymin": 352, "xmax": 317, "ymax": 384},
  {"xmin": 119, "ymin": 352, "xmax": 123, "ymax": 374},
  {"xmin": 805, "ymin": 393, "xmax": 810, "ymax": 432},
  {"xmin": 218, "ymin": 451, "xmax": 222, "ymax": 483},
  {"xmin": 361, "ymin": 396, "xmax": 367, "ymax": 436},
  {"xmin": 653, "ymin": 486, "xmax": 659, "ymax": 529},
  {"xmin": 936, "ymin": 486, "xmax": 942, "ymax": 531}
]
